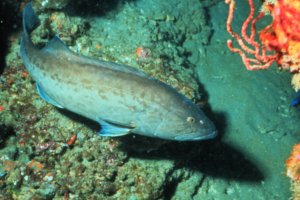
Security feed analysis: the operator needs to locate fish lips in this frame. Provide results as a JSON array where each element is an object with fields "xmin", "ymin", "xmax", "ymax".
[{"xmin": 174, "ymin": 130, "xmax": 218, "ymax": 141}]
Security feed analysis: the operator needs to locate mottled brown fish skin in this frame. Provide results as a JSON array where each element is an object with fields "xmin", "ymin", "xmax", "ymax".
[{"xmin": 20, "ymin": 3, "xmax": 217, "ymax": 141}]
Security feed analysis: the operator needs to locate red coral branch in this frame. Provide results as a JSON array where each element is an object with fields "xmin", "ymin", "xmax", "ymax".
[{"xmin": 225, "ymin": 0, "xmax": 279, "ymax": 70}]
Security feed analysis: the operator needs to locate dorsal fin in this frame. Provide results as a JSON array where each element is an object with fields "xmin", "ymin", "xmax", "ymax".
[{"xmin": 42, "ymin": 35, "xmax": 73, "ymax": 54}]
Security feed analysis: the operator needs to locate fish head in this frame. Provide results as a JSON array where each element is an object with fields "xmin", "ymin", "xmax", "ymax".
[{"xmin": 155, "ymin": 101, "xmax": 217, "ymax": 141}]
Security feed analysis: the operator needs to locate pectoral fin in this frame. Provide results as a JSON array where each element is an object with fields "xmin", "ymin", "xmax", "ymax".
[
  {"xmin": 98, "ymin": 119, "xmax": 132, "ymax": 137},
  {"xmin": 36, "ymin": 83, "xmax": 63, "ymax": 108}
]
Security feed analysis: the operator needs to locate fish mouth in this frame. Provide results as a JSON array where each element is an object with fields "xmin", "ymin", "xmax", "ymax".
[
  {"xmin": 192, "ymin": 130, "xmax": 218, "ymax": 140},
  {"xmin": 174, "ymin": 130, "xmax": 218, "ymax": 141}
]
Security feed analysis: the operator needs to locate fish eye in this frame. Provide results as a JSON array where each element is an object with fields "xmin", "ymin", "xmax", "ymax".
[{"xmin": 186, "ymin": 116, "xmax": 195, "ymax": 123}]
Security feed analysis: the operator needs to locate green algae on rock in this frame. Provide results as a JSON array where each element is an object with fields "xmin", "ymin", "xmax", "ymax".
[{"xmin": 33, "ymin": 0, "xmax": 71, "ymax": 10}]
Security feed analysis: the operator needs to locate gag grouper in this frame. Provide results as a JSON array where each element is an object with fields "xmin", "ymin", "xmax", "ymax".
[{"xmin": 20, "ymin": 3, "xmax": 217, "ymax": 141}]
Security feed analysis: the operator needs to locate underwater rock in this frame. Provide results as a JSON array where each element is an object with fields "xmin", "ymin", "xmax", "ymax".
[
  {"xmin": 115, "ymin": 158, "xmax": 174, "ymax": 199},
  {"xmin": 6, "ymin": 168, "xmax": 22, "ymax": 189},
  {"xmin": 37, "ymin": 183, "xmax": 56, "ymax": 199},
  {"xmin": 0, "ymin": 144, "xmax": 18, "ymax": 161},
  {"xmin": 33, "ymin": 0, "xmax": 71, "ymax": 10},
  {"xmin": 0, "ymin": 166, "xmax": 7, "ymax": 181}
]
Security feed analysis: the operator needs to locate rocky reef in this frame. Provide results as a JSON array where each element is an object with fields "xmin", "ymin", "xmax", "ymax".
[{"xmin": 0, "ymin": 0, "xmax": 219, "ymax": 199}]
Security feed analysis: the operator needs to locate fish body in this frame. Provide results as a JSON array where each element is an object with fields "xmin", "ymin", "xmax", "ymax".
[{"xmin": 20, "ymin": 3, "xmax": 217, "ymax": 141}]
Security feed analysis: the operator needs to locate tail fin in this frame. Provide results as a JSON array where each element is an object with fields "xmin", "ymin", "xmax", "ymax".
[{"xmin": 22, "ymin": 3, "xmax": 40, "ymax": 36}]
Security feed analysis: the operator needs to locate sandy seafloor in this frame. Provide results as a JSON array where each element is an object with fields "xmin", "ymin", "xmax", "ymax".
[
  {"xmin": 0, "ymin": 0, "xmax": 300, "ymax": 199},
  {"xmin": 198, "ymin": 1, "xmax": 300, "ymax": 199}
]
